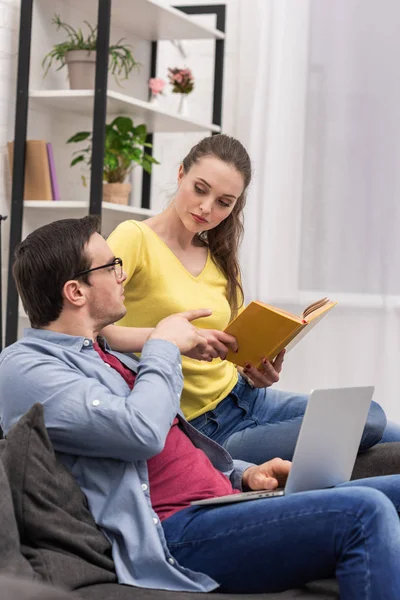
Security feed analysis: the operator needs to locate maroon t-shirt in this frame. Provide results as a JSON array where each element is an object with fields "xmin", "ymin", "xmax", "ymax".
[{"xmin": 94, "ymin": 341, "xmax": 240, "ymax": 521}]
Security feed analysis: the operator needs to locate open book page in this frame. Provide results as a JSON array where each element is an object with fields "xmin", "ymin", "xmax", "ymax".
[
  {"xmin": 303, "ymin": 300, "xmax": 337, "ymax": 323},
  {"xmin": 285, "ymin": 302, "xmax": 337, "ymax": 355},
  {"xmin": 259, "ymin": 297, "xmax": 332, "ymax": 322},
  {"xmin": 302, "ymin": 297, "xmax": 330, "ymax": 319},
  {"xmin": 257, "ymin": 301, "xmax": 304, "ymax": 324}
]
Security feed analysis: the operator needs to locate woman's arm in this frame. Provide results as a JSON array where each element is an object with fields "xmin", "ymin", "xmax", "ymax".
[
  {"xmin": 100, "ymin": 324, "xmax": 154, "ymax": 353},
  {"xmin": 101, "ymin": 315, "xmax": 239, "ymax": 360}
]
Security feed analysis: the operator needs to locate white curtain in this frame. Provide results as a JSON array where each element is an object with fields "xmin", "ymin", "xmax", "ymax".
[{"xmin": 238, "ymin": 0, "xmax": 400, "ymax": 423}]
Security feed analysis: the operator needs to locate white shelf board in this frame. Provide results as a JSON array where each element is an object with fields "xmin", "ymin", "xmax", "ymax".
[
  {"xmin": 63, "ymin": 0, "xmax": 225, "ymax": 41},
  {"xmin": 23, "ymin": 200, "xmax": 156, "ymax": 219},
  {"xmin": 29, "ymin": 90, "xmax": 221, "ymax": 134}
]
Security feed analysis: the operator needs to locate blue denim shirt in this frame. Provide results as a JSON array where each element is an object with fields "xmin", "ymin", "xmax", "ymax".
[{"xmin": 0, "ymin": 329, "xmax": 252, "ymax": 592}]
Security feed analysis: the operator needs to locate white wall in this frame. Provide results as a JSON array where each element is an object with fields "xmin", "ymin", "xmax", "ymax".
[
  {"xmin": 233, "ymin": 0, "xmax": 400, "ymax": 426},
  {"xmin": 149, "ymin": 0, "xmax": 241, "ymax": 212}
]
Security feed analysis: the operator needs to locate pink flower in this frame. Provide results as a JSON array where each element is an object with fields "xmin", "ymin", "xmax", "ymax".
[
  {"xmin": 167, "ymin": 67, "xmax": 195, "ymax": 94},
  {"xmin": 148, "ymin": 77, "xmax": 166, "ymax": 95}
]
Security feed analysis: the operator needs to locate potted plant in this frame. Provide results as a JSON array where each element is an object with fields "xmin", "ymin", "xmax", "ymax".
[
  {"xmin": 66, "ymin": 116, "xmax": 160, "ymax": 205},
  {"xmin": 42, "ymin": 14, "xmax": 139, "ymax": 89}
]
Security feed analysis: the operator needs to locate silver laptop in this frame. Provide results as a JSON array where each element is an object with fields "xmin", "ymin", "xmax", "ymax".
[{"xmin": 191, "ymin": 386, "xmax": 374, "ymax": 506}]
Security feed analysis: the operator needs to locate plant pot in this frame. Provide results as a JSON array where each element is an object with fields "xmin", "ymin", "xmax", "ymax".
[
  {"xmin": 102, "ymin": 182, "xmax": 132, "ymax": 205},
  {"xmin": 65, "ymin": 50, "xmax": 97, "ymax": 90}
]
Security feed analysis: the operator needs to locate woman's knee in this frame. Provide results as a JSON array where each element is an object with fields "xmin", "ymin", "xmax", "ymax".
[
  {"xmin": 360, "ymin": 401, "xmax": 387, "ymax": 451},
  {"xmin": 380, "ymin": 420, "xmax": 400, "ymax": 444}
]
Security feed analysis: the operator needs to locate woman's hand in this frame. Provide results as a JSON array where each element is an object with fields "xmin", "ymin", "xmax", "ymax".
[
  {"xmin": 242, "ymin": 457, "xmax": 291, "ymax": 491},
  {"xmin": 240, "ymin": 350, "xmax": 286, "ymax": 388}
]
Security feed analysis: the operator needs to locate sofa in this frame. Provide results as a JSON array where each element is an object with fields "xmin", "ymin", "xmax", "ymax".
[{"xmin": 2, "ymin": 404, "xmax": 400, "ymax": 599}]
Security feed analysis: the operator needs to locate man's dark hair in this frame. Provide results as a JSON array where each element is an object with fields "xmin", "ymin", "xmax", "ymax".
[{"xmin": 13, "ymin": 216, "xmax": 100, "ymax": 328}]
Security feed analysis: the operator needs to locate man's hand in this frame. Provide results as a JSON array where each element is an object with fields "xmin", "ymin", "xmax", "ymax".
[
  {"xmin": 241, "ymin": 350, "xmax": 285, "ymax": 388},
  {"xmin": 190, "ymin": 328, "xmax": 238, "ymax": 362},
  {"xmin": 149, "ymin": 309, "xmax": 211, "ymax": 356},
  {"xmin": 242, "ymin": 457, "xmax": 292, "ymax": 491}
]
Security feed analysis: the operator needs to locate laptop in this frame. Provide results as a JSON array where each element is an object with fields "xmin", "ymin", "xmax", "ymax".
[{"xmin": 191, "ymin": 386, "xmax": 374, "ymax": 506}]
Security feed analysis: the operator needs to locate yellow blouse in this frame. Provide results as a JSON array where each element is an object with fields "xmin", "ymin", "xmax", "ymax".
[{"xmin": 107, "ymin": 220, "xmax": 238, "ymax": 419}]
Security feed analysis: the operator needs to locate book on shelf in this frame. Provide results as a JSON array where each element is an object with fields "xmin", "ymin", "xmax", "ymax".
[
  {"xmin": 225, "ymin": 297, "xmax": 337, "ymax": 369},
  {"xmin": 7, "ymin": 140, "xmax": 53, "ymax": 201},
  {"xmin": 46, "ymin": 142, "xmax": 60, "ymax": 201}
]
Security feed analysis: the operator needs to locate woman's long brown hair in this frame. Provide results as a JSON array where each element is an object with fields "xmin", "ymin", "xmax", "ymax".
[{"xmin": 182, "ymin": 135, "xmax": 252, "ymax": 318}]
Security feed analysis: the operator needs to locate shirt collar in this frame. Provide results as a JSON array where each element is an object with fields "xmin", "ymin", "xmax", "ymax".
[{"xmin": 23, "ymin": 328, "xmax": 95, "ymax": 351}]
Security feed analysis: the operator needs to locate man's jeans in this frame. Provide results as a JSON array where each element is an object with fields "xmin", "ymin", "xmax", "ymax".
[
  {"xmin": 162, "ymin": 475, "xmax": 400, "ymax": 598},
  {"xmin": 191, "ymin": 375, "xmax": 400, "ymax": 462}
]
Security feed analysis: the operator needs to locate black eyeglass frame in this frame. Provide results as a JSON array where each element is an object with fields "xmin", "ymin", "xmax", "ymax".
[{"xmin": 74, "ymin": 257, "xmax": 123, "ymax": 279}]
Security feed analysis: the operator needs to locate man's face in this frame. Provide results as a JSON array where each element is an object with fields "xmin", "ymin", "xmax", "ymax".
[{"xmin": 83, "ymin": 233, "xmax": 127, "ymax": 330}]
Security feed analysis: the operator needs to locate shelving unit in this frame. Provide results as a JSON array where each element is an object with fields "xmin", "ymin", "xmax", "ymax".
[
  {"xmin": 66, "ymin": 0, "xmax": 225, "ymax": 41},
  {"xmin": 6, "ymin": 0, "xmax": 226, "ymax": 345},
  {"xmin": 23, "ymin": 200, "xmax": 156, "ymax": 221},
  {"xmin": 29, "ymin": 90, "xmax": 221, "ymax": 133},
  {"xmin": 22, "ymin": 201, "xmax": 156, "ymax": 244}
]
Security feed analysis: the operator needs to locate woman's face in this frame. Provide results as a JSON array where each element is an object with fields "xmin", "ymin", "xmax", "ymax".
[{"xmin": 174, "ymin": 156, "xmax": 245, "ymax": 233}]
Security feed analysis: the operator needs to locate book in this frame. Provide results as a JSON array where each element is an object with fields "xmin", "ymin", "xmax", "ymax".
[
  {"xmin": 7, "ymin": 140, "xmax": 53, "ymax": 201},
  {"xmin": 46, "ymin": 142, "xmax": 60, "ymax": 200},
  {"xmin": 225, "ymin": 297, "xmax": 337, "ymax": 369}
]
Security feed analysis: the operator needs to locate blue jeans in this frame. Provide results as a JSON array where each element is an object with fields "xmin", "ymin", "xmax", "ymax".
[
  {"xmin": 191, "ymin": 376, "xmax": 400, "ymax": 463},
  {"xmin": 162, "ymin": 475, "xmax": 400, "ymax": 598}
]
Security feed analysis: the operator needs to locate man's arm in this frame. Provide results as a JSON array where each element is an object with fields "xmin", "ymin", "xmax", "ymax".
[{"xmin": 0, "ymin": 339, "xmax": 182, "ymax": 462}]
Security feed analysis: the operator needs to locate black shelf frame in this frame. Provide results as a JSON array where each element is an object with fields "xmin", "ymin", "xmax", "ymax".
[{"xmin": 5, "ymin": 1, "xmax": 226, "ymax": 346}]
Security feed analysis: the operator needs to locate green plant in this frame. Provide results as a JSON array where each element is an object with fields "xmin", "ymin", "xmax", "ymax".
[
  {"xmin": 66, "ymin": 116, "xmax": 160, "ymax": 184},
  {"xmin": 42, "ymin": 14, "xmax": 139, "ymax": 85}
]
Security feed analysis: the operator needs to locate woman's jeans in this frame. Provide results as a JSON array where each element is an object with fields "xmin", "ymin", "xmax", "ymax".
[
  {"xmin": 191, "ymin": 375, "xmax": 400, "ymax": 463},
  {"xmin": 162, "ymin": 475, "xmax": 400, "ymax": 598}
]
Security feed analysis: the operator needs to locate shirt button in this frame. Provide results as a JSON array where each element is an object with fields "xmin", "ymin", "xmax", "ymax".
[
  {"xmin": 153, "ymin": 517, "xmax": 159, "ymax": 525},
  {"xmin": 168, "ymin": 558, "xmax": 175, "ymax": 565},
  {"xmin": 178, "ymin": 364, "xmax": 183, "ymax": 372},
  {"xmin": 92, "ymin": 400, "xmax": 100, "ymax": 407},
  {"xmin": 141, "ymin": 483, "xmax": 148, "ymax": 492},
  {"xmin": 83, "ymin": 339, "xmax": 90, "ymax": 347}
]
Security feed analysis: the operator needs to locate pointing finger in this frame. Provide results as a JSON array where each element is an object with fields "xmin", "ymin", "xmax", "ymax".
[{"xmin": 179, "ymin": 309, "xmax": 212, "ymax": 322}]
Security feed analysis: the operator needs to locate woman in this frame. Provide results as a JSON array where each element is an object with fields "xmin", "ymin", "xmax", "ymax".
[{"xmin": 106, "ymin": 134, "xmax": 400, "ymax": 463}]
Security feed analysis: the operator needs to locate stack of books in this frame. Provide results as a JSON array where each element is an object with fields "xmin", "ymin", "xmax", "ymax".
[{"xmin": 7, "ymin": 140, "xmax": 60, "ymax": 201}]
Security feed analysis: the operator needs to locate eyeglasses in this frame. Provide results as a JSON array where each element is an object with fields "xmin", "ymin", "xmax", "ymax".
[{"xmin": 74, "ymin": 257, "xmax": 124, "ymax": 280}]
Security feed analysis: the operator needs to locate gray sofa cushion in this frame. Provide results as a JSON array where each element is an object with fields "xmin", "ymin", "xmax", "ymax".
[
  {"xmin": 0, "ymin": 575, "xmax": 75, "ymax": 600},
  {"xmin": 74, "ymin": 581, "xmax": 339, "ymax": 599},
  {"xmin": 0, "ymin": 459, "xmax": 33, "ymax": 579},
  {"xmin": 0, "ymin": 578, "xmax": 338, "ymax": 600},
  {"xmin": 1, "ymin": 403, "xmax": 116, "ymax": 590},
  {"xmin": 351, "ymin": 442, "xmax": 400, "ymax": 479}
]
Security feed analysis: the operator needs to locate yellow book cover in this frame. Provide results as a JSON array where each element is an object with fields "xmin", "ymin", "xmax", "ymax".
[
  {"xmin": 225, "ymin": 297, "xmax": 337, "ymax": 369},
  {"xmin": 7, "ymin": 140, "xmax": 53, "ymax": 201}
]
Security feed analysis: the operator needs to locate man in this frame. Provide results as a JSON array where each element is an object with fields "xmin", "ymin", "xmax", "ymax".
[{"xmin": 1, "ymin": 216, "xmax": 400, "ymax": 598}]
